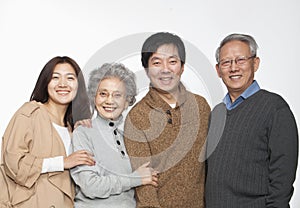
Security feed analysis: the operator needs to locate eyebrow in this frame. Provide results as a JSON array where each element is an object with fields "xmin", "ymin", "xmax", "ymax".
[
  {"xmin": 150, "ymin": 54, "xmax": 179, "ymax": 62},
  {"xmin": 53, "ymin": 72, "xmax": 76, "ymax": 76},
  {"xmin": 97, "ymin": 88, "xmax": 123, "ymax": 93}
]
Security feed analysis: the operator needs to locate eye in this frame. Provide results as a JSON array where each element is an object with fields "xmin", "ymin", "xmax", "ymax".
[
  {"xmin": 169, "ymin": 59, "xmax": 178, "ymax": 65},
  {"xmin": 99, "ymin": 91, "xmax": 107, "ymax": 97},
  {"xmin": 67, "ymin": 76, "xmax": 76, "ymax": 80},
  {"xmin": 113, "ymin": 93, "xmax": 123, "ymax": 98},
  {"xmin": 220, "ymin": 60, "xmax": 231, "ymax": 67},
  {"xmin": 52, "ymin": 75, "xmax": 59, "ymax": 80},
  {"xmin": 236, "ymin": 57, "xmax": 247, "ymax": 65},
  {"xmin": 150, "ymin": 58, "xmax": 161, "ymax": 66},
  {"xmin": 153, "ymin": 61, "xmax": 161, "ymax": 66}
]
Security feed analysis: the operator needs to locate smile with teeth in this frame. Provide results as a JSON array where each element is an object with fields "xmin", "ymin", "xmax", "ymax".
[
  {"xmin": 160, "ymin": 77, "xmax": 172, "ymax": 81},
  {"xmin": 103, "ymin": 106, "xmax": 117, "ymax": 112},
  {"xmin": 56, "ymin": 90, "xmax": 70, "ymax": 95},
  {"xmin": 229, "ymin": 75, "xmax": 242, "ymax": 79}
]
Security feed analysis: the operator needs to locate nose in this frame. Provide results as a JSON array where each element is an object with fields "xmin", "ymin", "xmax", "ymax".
[
  {"xmin": 229, "ymin": 61, "xmax": 239, "ymax": 72},
  {"xmin": 58, "ymin": 78, "xmax": 67, "ymax": 87},
  {"xmin": 105, "ymin": 93, "xmax": 114, "ymax": 104},
  {"xmin": 161, "ymin": 61, "xmax": 171, "ymax": 73}
]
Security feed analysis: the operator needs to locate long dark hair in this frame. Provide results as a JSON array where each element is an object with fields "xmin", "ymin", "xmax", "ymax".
[{"xmin": 30, "ymin": 56, "xmax": 91, "ymax": 130}]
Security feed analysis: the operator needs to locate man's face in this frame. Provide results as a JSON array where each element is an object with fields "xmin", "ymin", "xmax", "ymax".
[
  {"xmin": 216, "ymin": 40, "xmax": 260, "ymax": 101},
  {"xmin": 146, "ymin": 44, "xmax": 184, "ymax": 95}
]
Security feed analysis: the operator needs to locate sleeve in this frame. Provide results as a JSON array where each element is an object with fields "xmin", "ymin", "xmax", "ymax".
[
  {"xmin": 266, "ymin": 105, "xmax": 298, "ymax": 207},
  {"xmin": 124, "ymin": 112, "xmax": 161, "ymax": 208},
  {"xmin": 70, "ymin": 128, "xmax": 142, "ymax": 199},
  {"xmin": 2, "ymin": 113, "xmax": 43, "ymax": 189},
  {"xmin": 41, "ymin": 156, "xmax": 64, "ymax": 173}
]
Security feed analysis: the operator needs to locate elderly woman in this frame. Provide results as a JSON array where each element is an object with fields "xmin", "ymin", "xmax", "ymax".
[{"xmin": 70, "ymin": 63, "xmax": 158, "ymax": 208}]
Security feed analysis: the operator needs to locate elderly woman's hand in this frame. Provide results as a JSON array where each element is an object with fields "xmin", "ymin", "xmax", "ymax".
[{"xmin": 135, "ymin": 162, "xmax": 159, "ymax": 187}]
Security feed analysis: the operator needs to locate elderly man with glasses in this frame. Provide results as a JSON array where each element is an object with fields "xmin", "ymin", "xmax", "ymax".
[{"xmin": 205, "ymin": 33, "xmax": 298, "ymax": 208}]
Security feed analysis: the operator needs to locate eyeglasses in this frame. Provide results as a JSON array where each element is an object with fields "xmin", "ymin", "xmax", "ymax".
[
  {"xmin": 218, "ymin": 55, "xmax": 255, "ymax": 69},
  {"xmin": 97, "ymin": 91, "xmax": 125, "ymax": 100}
]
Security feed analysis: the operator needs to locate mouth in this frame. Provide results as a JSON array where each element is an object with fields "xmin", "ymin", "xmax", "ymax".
[
  {"xmin": 103, "ymin": 106, "xmax": 117, "ymax": 112},
  {"xmin": 56, "ymin": 90, "xmax": 70, "ymax": 95},
  {"xmin": 229, "ymin": 75, "xmax": 242, "ymax": 79},
  {"xmin": 159, "ymin": 77, "xmax": 173, "ymax": 81},
  {"xmin": 158, "ymin": 77, "xmax": 174, "ymax": 85}
]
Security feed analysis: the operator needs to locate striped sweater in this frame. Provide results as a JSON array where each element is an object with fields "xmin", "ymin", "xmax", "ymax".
[{"xmin": 205, "ymin": 90, "xmax": 298, "ymax": 208}]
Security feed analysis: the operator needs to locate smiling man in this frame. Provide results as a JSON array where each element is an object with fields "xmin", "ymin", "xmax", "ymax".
[
  {"xmin": 205, "ymin": 33, "xmax": 299, "ymax": 208},
  {"xmin": 124, "ymin": 32, "xmax": 211, "ymax": 208}
]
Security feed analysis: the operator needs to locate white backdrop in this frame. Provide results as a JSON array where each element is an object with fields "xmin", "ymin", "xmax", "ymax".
[{"xmin": 1, "ymin": 0, "xmax": 299, "ymax": 206}]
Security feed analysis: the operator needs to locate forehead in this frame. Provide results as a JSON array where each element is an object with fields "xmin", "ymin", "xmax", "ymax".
[
  {"xmin": 98, "ymin": 77, "xmax": 125, "ymax": 91},
  {"xmin": 219, "ymin": 40, "xmax": 251, "ymax": 57},
  {"xmin": 152, "ymin": 44, "xmax": 180, "ymax": 58},
  {"xmin": 53, "ymin": 63, "xmax": 76, "ymax": 74}
]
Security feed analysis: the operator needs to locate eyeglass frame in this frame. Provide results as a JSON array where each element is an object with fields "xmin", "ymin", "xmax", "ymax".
[{"xmin": 218, "ymin": 55, "xmax": 256, "ymax": 69}]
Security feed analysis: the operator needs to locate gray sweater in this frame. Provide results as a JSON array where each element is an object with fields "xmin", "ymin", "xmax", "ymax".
[
  {"xmin": 205, "ymin": 90, "xmax": 298, "ymax": 208},
  {"xmin": 70, "ymin": 115, "xmax": 142, "ymax": 208}
]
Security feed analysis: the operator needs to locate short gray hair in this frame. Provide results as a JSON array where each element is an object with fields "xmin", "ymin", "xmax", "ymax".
[
  {"xmin": 215, "ymin": 33, "xmax": 259, "ymax": 63},
  {"xmin": 88, "ymin": 63, "xmax": 137, "ymax": 113}
]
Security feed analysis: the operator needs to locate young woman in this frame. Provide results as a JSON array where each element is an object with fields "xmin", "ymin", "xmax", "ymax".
[
  {"xmin": 71, "ymin": 63, "xmax": 158, "ymax": 208},
  {"xmin": 0, "ymin": 56, "xmax": 95, "ymax": 208}
]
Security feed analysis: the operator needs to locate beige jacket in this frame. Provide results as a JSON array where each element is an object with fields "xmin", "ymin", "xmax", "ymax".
[{"xmin": 1, "ymin": 101, "xmax": 74, "ymax": 208}]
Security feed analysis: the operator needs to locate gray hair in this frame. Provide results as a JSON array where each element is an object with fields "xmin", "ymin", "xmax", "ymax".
[
  {"xmin": 88, "ymin": 63, "xmax": 137, "ymax": 113},
  {"xmin": 215, "ymin": 33, "xmax": 259, "ymax": 63}
]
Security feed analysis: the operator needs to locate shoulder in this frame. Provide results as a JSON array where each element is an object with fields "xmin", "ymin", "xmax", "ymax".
[
  {"xmin": 73, "ymin": 118, "xmax": 98, "ymax": 136},
  {"xmin": 16, "ymin": 101, "xmax": 43, "ymax": 117},
  {"xmin": 258, "ymin": 90, "xmax": 290, "ymax": 110},
  {"xmin": 72, "ymin": 125, "xmax": 94, "ymax": 146},
  {"xmin": 127, "ymin": 96, "xmax": 151, "ymax": 117},
  {"xmin": 188, "ymin": 91, "xmax": 211, "ymax": 112},
  {"xmin": 126, "ymin": 101, "xmax": 148, "ymax": 130}
]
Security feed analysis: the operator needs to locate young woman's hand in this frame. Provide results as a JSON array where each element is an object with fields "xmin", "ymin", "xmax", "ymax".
[
  {"xmin": 64, "ymin": 150, "xmax": 95, "ymax": 169},
  {"xmin": 74, "ymin": 119, "xmax": 92, "ymax": 129},
  {"xmin": 135, "ymin": 162, "xmax": 159, "ymax": 187}
]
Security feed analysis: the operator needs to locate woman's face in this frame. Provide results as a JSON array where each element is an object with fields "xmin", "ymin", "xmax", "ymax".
[
  {"xmin": 95, "ymin": 77, "xmax": 129, "ymax": 120},
  {"xmin": 47, "ymin": 63, "xmax": 78, "ymax": 106}
]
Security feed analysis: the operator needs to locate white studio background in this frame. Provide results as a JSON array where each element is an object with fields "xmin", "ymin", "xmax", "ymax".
[{"xmin": 1, "ymin": 0, "xmax": 299, "ymax": 206}]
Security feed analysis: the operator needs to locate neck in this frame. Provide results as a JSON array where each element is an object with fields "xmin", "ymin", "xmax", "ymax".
[
  {"xmin": 44, "ymin": 102, "xmax": 68, "ymax": 126},
  {"xmin": 153, "ymin": 87, "xmax": 179, "ymax": 105},
  {"xmin": 228, "ymin": 91, "xmax": 242, "ymax": 103}
]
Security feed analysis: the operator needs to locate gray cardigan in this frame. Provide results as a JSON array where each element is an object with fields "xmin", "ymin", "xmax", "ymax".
[{"xmin": 70, "ymin": 115, "xmax": 142, "ymax": 208}]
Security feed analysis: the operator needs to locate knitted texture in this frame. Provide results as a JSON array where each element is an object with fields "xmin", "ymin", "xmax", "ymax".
[
  {"xmin": 205, "ymin": 90, "xmax": 298, "ymax": 208},
  {"xmin": 124, "ymin": 84, "xmax": 211, "ymax": 208}
]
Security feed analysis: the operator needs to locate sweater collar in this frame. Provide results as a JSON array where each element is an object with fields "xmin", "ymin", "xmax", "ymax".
[
  {"xmin": 147, "ymin": 82, "xmax": 188, "ymax": 110},
  {"xmin": 95, "ymin": 113, "xmax": 124, "ymax": 129}
]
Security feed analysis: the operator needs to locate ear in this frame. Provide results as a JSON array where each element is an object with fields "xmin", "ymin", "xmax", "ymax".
[
  {"xmin": 93, "ymin": 97, "xmax": 98, "ymax": 111},
  {"xmin": 215, "ymin": 64, "xmax": 222, "ymax": 78},
  {"xmin": 125, "ymin": 100, "xmax": 129, "ymax": 110},
  {"xmin": 180, "ymin": 64, "xmax": 185, "ymax": 75},
  {"xmin": 253, "ymin": 57, "xmax": 260, "ymax": 72},
  {"xmin": 145, "ymin": 68, "xmax": 150, "ymax": 78}
]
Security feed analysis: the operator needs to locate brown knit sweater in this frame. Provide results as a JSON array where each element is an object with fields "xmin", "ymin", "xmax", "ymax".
[{"xmin": 124, "ymin": 83, "xmax": 210, "ymax": 208}]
